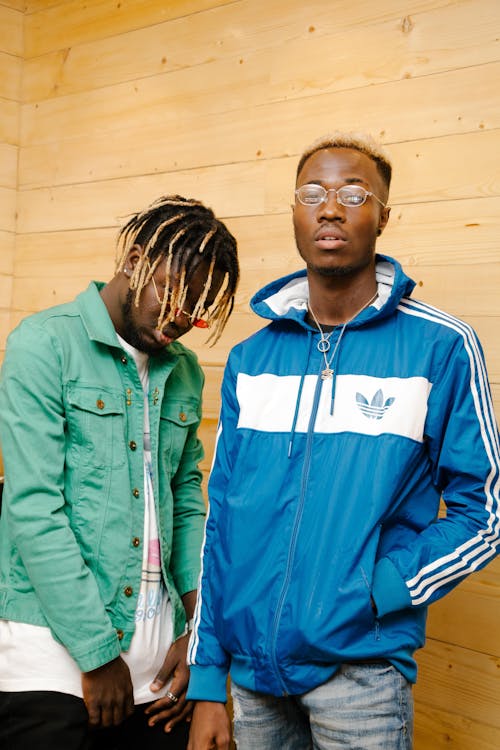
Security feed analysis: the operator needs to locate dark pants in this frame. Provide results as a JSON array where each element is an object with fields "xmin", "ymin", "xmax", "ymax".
[{"xmin": 0, "ymin": 691, "xmax": 190, "ymax": 750}]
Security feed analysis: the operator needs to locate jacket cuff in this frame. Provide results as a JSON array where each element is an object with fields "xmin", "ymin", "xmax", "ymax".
[
  {"xmin": 175, "ymin": 570, "xmax": 201, "ymax": 598},
  {"xmin": 71, "ymin": 633, "xmax": 122, "ymax": 673},
  {"xmin": 372, "ymin": 557, "xmax": 412, "ymax": 618},
  {"xmin": 187, "ymin": 664, "xmax": 229, "ymax": 703}
]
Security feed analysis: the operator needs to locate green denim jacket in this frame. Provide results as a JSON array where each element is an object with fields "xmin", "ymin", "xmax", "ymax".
[{"xmin": 0, "ymin": 283, "xmax": 206, "ymax": 672}]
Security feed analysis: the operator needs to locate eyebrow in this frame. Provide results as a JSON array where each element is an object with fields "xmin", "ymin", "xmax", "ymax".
[{"xmin": 304, "ymin": 177, "xmax": 370, "ymax": 187}]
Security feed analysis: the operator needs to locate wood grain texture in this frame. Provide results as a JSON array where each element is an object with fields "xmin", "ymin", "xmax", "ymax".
[
  {"xmin": 0, "ymin": 51, "xmax": 22, "ymax": 100},
  {"xmin": 0, "ymin": 96, "xmax": 20, "ymax": 144},
  {"xmin": 24, "ymin": 0, "xmax": 232, "ymax": 56},
  {"xmin": 18, "ymin": 62, "xmax": 500, "ymax": 188},
  {"xmin": 0, "ymin": 230, "xmax": 14, "ymax": 275},
  {"xmin": 415, "ymin": 639, "xmax": 500, "ymax": 728},
  {"xmin": 14, "ymin": 129, "xmax": 500, "ymax": 233},
  {"xmin": 0, "ymin": 310, "xmax": 12, "ymax": 357},
  {"xmin": 425, "ymin": 557, "xmax": 500, "ymax": 656},
  {"xmin": 4, "ymin": 2, "xmax": 500, "ymax": 746},
  {"xmin": 0, "ymin": 2, "xmax": 17, "ymax": 353},
  {"xmin": 22, "ymin": 0, "xmax": 492, "ymax": 102},
  {"xmin": 414, "ymin": 702, "xmax": 500, "ymax": 750},
  {"xmin": 0, "ymin": 142, "xmax": 18, "ymax": 188},
  {"xmin": 0, "ymin": 4, "xmax": 23, "ymax": 56},
  {"xmin": 0, "ymin": 187, "xmax": 16, "ymax": 233},
  {"xmin": 1, "ymin": 1, "xmax": 25, "ymax": 11}
]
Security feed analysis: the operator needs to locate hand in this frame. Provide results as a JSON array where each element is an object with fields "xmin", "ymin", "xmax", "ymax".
[
  {"xmin": 82, "ymin": 656, "xmax": 134, "ymax": 728},
  {"xmin": 187, "ymin": 701, "xmax": 231, "ymax": 750},
  {"xmin": 144, "ymin": 634, "xmax": 193, "ymax": 732}
]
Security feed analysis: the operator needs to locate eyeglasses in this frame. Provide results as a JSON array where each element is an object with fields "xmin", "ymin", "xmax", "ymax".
[
  {"xmin": 175, "ymin": 308, "xmax": 210, "ymax": 329},
  {"xmin": 150, "ymin": 276, "xmax": 211, "ymax": 328},
  {"xmin": 295, "ymin": 184, "xmax": 386, "ymax": 208}
]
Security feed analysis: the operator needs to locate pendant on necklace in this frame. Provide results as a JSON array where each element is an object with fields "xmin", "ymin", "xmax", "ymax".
[{"xmin": 321, "ymin": 368, "xmax": 334, "ymax": 380}]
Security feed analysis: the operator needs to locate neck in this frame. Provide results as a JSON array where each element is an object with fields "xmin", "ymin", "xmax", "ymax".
[
  {"xmin": 307, "ymin": 276, "xmax": 378, "ymax": 327},
  {"xmin": 100, "ymin": 275, "xmax": 128, "ymax": 337}
]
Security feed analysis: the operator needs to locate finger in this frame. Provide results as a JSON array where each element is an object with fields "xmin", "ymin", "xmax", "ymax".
[
  {"xmin": 146, "ymin": 695, "xmax": 186, "ymax": 726},
  {"xmin": 113, "ymin": 701, "xmax": 126, "ymax": 727},
  {"xmin": 99, "ymin": 703, "xmax": 115, "ymax": 728},
  {"xmin": 150, "ymin": 655, "xmax": 176, "ymax": 691},
  {"xmin": 145, "ymin": 693, "xmax": 179, "ymax": 715},
  {"xmin": 126, "ymin": 694, "xmax": 135, "ymax": 718},
  {"xmin": 86, "ymin": 702, "xmax": 102, "ymax": 728},
  {"xmin": 144, "ymin": 682, "xmax": 186, "ymax": 715},
  {"xmin": 164, "ymin": 701, "xmax": 193, "ymax": 733}
]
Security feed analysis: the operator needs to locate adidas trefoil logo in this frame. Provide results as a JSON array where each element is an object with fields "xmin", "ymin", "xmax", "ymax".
[{"xmin": 356, "ymin": 389, "xmax": 395, "ymax": 420}]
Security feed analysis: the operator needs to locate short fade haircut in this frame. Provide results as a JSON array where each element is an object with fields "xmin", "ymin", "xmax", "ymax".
[
  {"xmin": 296, "ymin": 132, "xmax": 392, "ymax": 191},
  {"xmin": 116, "ymin": 194, "xmax": 239, "ymax": 345}
]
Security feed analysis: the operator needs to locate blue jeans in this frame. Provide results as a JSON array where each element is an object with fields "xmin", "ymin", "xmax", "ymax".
[{"xmin": 231, "ymin": 662, "xmax": 413, "ymax": 750}]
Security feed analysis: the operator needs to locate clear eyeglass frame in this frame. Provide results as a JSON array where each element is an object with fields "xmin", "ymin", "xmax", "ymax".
[{"xmin": 295, "ymin": 184, "xmax": 386, "ymax": 208}]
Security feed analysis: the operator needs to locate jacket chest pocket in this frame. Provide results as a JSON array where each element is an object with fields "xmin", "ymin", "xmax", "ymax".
[
  {"xmin": 159, "ymin": 400, "xmax": 199, "ymax": 474},
  {"xmin": 65, "ymin": 385, "xmax": 125, "ymax": 469}
]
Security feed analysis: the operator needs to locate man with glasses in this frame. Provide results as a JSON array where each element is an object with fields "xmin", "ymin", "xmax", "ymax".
[
  {"xmin": 186, "ymin": 134, "xmax": 500, "ymax": 749},
  {"xmin": 0, "ymin": 195, "xmax": 239, "ymax": 749}
]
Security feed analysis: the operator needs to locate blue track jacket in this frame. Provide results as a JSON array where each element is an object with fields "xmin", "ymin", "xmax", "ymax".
[{"xmin": 188, "ymin": 255, "xmax": 500, "ymax": 701}]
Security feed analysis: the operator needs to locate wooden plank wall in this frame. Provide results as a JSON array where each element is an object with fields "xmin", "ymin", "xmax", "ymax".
[
  {"xmin": 0, "ymin": 0, "xmax": 22, "ymax": 359},
  {"xmin": 6, "ymin": 0, "xmax": 500, "ymax": 746}
]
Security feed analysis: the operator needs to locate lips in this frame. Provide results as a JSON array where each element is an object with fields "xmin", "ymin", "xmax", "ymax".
[
  {"xmin": 153, "ymin": 328, "xmax": 175, "ymax": 346},
  {"xmin": 314, "ymin": 226, "xmax": 347, "ymax": 243}
]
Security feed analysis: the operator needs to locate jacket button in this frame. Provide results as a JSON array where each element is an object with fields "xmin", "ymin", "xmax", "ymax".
[
  {"xmin": 116, "ymin": 629, "xmax": 124, "ymax": 640},
  {"xmin": 96, "ymin": 399, "xmax": 105, "ymax": 410},
  {"xmin": 129, "ymin": 441, "xmax": 137, "ymax": 451},
  {"xmin": 132, "ymin": 488, "xmax": 140, "ymax": 498},
  {"xmin": 132, "ymin": 537, "xmax": 140, "ymax": 547},
  {"xmin": 179, "ymin": 412, "xmax": 187, "ymax": 422},
  {"xmin": 124, "ymin": 586, "xmax": 133, "ymax": 597},
  {"xmin": 121, "ymin": 356, "xmax": 128, "ymax": 365}
]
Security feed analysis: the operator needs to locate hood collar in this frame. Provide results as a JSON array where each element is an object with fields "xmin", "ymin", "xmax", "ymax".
[{"xmin": 250, "ymin": 254, "xmax": 415, "ymax": 328}]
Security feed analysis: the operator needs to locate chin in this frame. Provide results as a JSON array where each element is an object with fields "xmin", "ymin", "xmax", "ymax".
[
  {"xmin": 309, "ymin": 263, "xmax": 356, "ymax": 278},
  {"xmin": 307, "ymin": 254, "xmax": 376, "ymax": 278}
]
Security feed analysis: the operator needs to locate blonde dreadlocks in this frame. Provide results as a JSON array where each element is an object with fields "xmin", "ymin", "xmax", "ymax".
[{"xmin": 116, "ymin": 195, "xmax": 239, "ymax": 345}]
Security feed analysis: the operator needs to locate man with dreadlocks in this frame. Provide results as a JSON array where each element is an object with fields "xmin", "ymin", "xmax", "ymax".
[{"xmin": 0, "ymin": 195, "xmax": 239, "ymax": 750}]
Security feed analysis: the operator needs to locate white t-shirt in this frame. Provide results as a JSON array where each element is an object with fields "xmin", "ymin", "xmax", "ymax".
[{"xmin": 0, "ymin": 338, "xmax": 173, "ymax": 703}]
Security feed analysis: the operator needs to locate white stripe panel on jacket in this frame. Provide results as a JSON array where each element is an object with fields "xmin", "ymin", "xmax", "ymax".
[
  {"xmin": 236, "ymin": 372, "xmax": 431, "ymax": 442},
  {"xmin": 398, "ymin": 299, "xmax": 500, "ymax": 605},
  {"xmin": 188, "ymin": 422, "xmax": 223, "ymax": 665}
]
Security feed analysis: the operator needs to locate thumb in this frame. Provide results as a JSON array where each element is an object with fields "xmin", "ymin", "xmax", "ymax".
[{"xmin": 149, "ymin": 653, "xmax": 176, "ymax": 692}]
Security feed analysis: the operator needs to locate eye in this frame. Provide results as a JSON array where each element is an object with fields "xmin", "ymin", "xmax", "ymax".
[
  {"xmin": 339, "ymin": 187, "xmax": 366, "ymax": 206},
  {"xmin": 297, "ymin": 186, "xmax": 325, "ymax": 204}
]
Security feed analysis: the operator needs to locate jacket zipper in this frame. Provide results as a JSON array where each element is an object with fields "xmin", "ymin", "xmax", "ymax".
[{"xmin": 269, "ymin": 356, "xmax": 326, "ymax": 694}]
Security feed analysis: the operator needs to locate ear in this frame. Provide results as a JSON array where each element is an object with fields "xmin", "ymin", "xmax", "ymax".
[
  {"xmin": 125, "ymin": 244, "xmax": 144, "ymax": 273},
  {"xmin": 377, "ymin": 206, "xmax": 391, "ymax": 237}
]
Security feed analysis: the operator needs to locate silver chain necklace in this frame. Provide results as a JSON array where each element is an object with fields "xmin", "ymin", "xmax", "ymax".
[{"xmin": 308, "ymin": 291, "xmax": 378, "ymax": 380}]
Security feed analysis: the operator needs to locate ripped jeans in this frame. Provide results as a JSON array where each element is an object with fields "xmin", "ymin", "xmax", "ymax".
[{"xmin": 231, "ymin": 662, "xmax": 413, "ymax": 750}]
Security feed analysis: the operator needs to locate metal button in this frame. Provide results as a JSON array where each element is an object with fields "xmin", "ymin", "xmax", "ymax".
[
  {"xmin": 116, "ymin": 629, "xmax": 124, "ymax": 640},
  {"xmin": 129, "ymin": 441, "xmax": 137, "ymax": 451},
  {"xmin": 96, "ymin": 399, "xmax": 105, "ymax": 410},
  {"xmin": 121, "ymin": 356, "xmax": 128, "ymax": 365},
  {"xmin": 132, "ymin": 537, "xmax": 140, "ymax": 547},
  {"xmin": 179, "ymin": 412, "xmax": 187, "ymax": 422},
  {"xmin": 132, "ymin": 488, "xmax": 140, "ymax": 498},
  {"xmin": 124, "ymin": 586, "xmax": 133, "ymax": 597}
]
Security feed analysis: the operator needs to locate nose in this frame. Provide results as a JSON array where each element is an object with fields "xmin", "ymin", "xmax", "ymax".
[
  {"xmin": 158, "ymin": 310, "xmax": 191, "ymax": 336},
  {"xmin": 173, "ymin": 310, "xmax": 193, "ymax": 331},
  {"xmin": 318, "ymin": 190, "xmax": 345, "ymax": 221}
]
